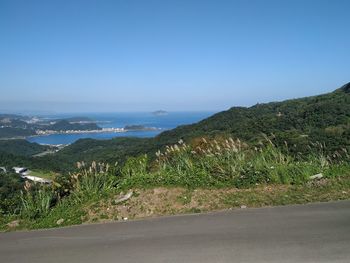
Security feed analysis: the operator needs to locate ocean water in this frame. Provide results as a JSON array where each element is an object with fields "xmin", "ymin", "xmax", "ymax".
[{"xmin": 26, "ymin": 112, "xmax": 214, "ymax": 145}]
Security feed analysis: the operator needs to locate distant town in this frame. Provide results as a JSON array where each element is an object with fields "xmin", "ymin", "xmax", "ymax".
[{"xmin": 35, "ymin": 127, "xmax": 124, "ymax": 136}]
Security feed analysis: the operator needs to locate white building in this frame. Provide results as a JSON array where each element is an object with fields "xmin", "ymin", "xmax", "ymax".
[
  {"xmin": 13, "ymin": 167, "xmax": 28, "ymax": 174},
  {"xmin": 21, "ymin": 175, "xmax": 52, "ymax": 184}
]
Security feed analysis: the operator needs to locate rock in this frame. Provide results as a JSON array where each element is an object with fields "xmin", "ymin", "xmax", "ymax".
[
  {"xmin": 240, "ymin": 205, "xmax": 247, "ymax": 209},
  {"xmin": 115, "ymin": 191, "xmax": 133, "ymax": 204},
  {"xmin": 123, "ymin": 217, "xmax": 128, "ymax": 221},
  {"xmin": 7, "ymin": 220, "xmax": 20, "ymax": 228},
  {"xmin": 310, "ymin": 173, "xmax": 323, "ymax": 180},
  {"xmin": 342, "ymin": 191, "xmax": 347, "ymax": 194},
  {"xmin": 56, "ymin": 218, "xmax": 65, "ymax": 225}
]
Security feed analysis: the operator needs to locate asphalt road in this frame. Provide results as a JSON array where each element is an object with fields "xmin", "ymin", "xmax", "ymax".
[{"xmin": 1, "ymin": 201, "xmax": 350, "ymax": 263}]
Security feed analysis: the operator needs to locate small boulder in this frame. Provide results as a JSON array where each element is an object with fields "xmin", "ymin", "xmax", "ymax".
[
  {"xmin": 114, "ymin": 191, "xmax": 133, "ymax": 205},
  {"xmin": 310, "ymin": 173, "xmax": 323, "ymax": 180},
  {"xmin": 56, "ymin": 218, "xmax": 65, "ymax": 225},
  {"xmin": 240, "ymin": 205, "xmax": 247, "ymax": 209},
  {"xmin": 7, "ymin": 220, "xmax": 20, "ymax": 228}
]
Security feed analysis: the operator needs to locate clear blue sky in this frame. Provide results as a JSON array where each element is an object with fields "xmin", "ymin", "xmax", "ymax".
[{"xmin": 0, "ymin": 0, "xmax": 349, "ymax": 113}]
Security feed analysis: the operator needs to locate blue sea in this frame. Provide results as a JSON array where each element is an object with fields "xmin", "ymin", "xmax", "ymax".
[{"xmin": 26, "ymin": 112, "xmax": 214, "ymax": 145}]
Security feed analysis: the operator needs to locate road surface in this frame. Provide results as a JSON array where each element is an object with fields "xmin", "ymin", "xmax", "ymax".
[{"xmin": 1, "ymin": 201, "xmax": 350, "ymax": 263}]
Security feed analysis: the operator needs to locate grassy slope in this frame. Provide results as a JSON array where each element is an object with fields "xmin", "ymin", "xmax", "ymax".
[
  {"xmin": 84, "ymin": 175, "xmax": 350, "ymax": 224},
  {"xmin": 2, "ymin": 174, "xmax": 349, "ymax": 231}
]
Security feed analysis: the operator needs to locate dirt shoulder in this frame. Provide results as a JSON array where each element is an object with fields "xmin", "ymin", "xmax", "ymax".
[{"xmin": 84, "ymin": 176, "xmax": 350, "ymax": 224}]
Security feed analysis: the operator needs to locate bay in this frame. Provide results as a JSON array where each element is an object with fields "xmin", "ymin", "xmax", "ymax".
[{"xmin": 26, "ymin": 111, "xmax": 214, "ymax": 145}]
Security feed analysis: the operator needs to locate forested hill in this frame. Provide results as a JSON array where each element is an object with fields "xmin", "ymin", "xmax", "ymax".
[
  {"xmin": 48, "ymin": 120, "xmax": 101, "ymax": 131},
  {"xmin": 155, "ymin": 82, "xmax": 350, "ymax": 152},
  {"xmin": 0, "ymin": 140, "xmax": 50, "ymax": 157}
]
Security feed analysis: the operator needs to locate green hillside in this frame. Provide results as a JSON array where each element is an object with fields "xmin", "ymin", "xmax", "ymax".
[
  {"xmin": 50, "ymin": 82, "xmax": 350, "ymax": 168},
  {"xmin": 0, "ymin": 128, "xmax": 34, "ymax": 138},
  {"xmin": 0, "ymin": 140, "xmax": 50, "ymax": 157},
  {"xmin": 156, "ymin": 83, "xmax": 350, "ymax": 152},
  {"xmin": 47, "ymin": 120, "xmax": 101, "ymax": 131}
]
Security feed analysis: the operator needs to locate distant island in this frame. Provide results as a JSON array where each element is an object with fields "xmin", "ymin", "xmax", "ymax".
[{"xmin": 152, "ymin": 110, "xmax": 168, "ymax": 116}]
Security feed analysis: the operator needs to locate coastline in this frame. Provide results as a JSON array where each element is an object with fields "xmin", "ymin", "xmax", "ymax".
[
  {"xmin": 31, "ymin": 126, "xmax": 161, "ymax": 137},
  {"xmin": 0, "ymin": 127, "xmax": 162, "ymax": 141},
  {"xmin": 34, "ymin": 127, "xmax": 125, "ymax": 136}
]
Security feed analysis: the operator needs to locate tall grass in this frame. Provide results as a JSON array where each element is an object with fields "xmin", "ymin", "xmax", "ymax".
[
  {"xmin": 20, "ymin": 182, "xmax": 55, "ymax": 219},
  {"xmin": 19, "ymin": 161, "xmax": 118, "ymax": 221},
  {"xmin": 69, "ymin": 161, "xmax": 117, "ymax": 203},
  {"xmin": 122, "ymin": 137, "xmax": 340, "ymax": 188}
]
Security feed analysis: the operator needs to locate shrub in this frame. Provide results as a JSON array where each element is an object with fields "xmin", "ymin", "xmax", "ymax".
[
  {"xmin": 20, "ymin": 183, "xmax": 55, "ymax": 219},
  {"xmin": 69, "ymin": 161, "xmax": 117, "ymax": 203},
  {"xmin": 0, "ymin": 172, "xmax": 24, "ymax": 215},
  {"xmin": 121, "ymin": 155, "xmax": 148, "ymax": 178}
]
